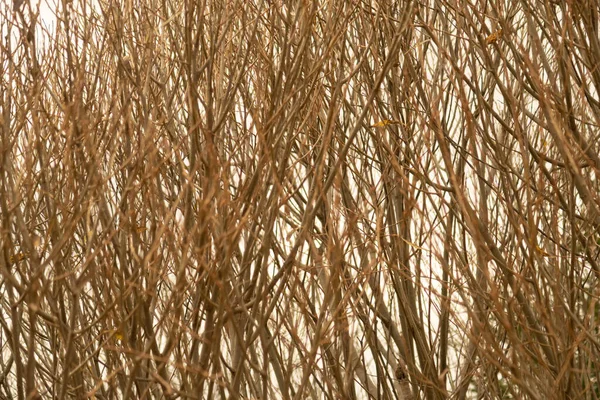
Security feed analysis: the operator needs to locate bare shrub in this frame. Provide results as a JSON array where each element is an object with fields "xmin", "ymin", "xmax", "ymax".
[{"xmin": 1, "ymin": 0, "xmax": 600, "ymax": 398}]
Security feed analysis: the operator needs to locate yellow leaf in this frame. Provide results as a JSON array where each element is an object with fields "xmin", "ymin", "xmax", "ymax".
[
  {"xmin": 371, "ymin": 120, "xmax": 402, "ymax": 128},
  {"xmin": 9, "ymin": 252, "xmax": 28, "ymax": 263},
  {"xmin": 102, "ymin": 328, "xmax": 125, "ymax": 341},
  {"xmin": 535, "ymin": 245, "xmax": 554, "ymax": 257},
  {"xmin": 486, "ymin": 29, "xmax": 503, "ymax": 45}
]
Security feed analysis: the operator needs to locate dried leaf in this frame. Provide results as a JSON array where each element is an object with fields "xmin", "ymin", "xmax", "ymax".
[
  {"xmin": 485, "ymin": 29, "xmax": 503, "ymax": 45},
  {"xmin": 371, "ymin": 119, "xmax": 402, "ymax": 128},
  {"xmin": 402, "ymin": 238, "xmax": 426, "ymax": 251}
]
